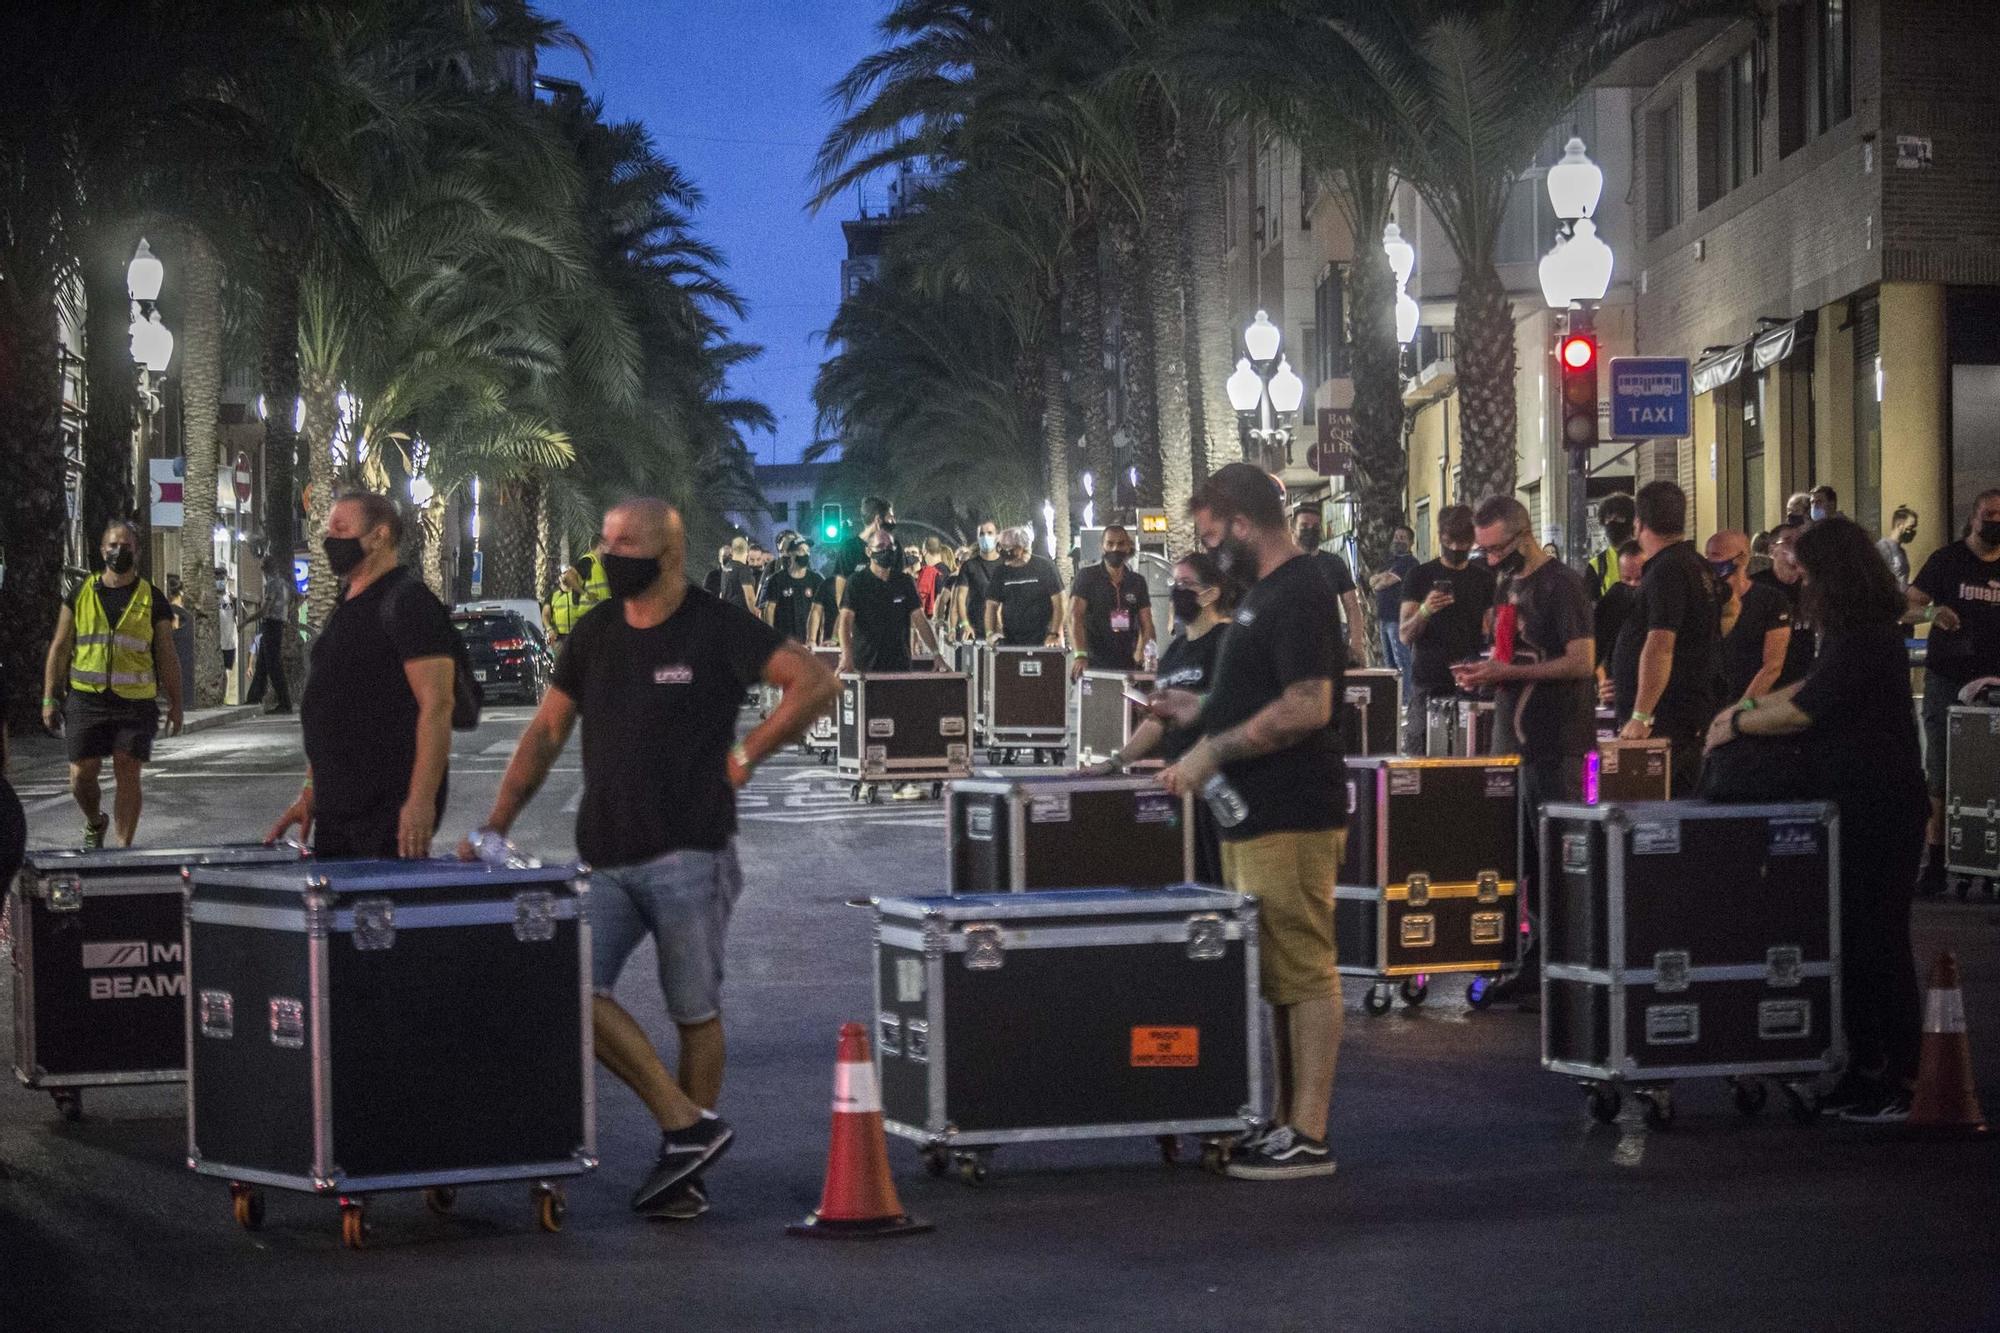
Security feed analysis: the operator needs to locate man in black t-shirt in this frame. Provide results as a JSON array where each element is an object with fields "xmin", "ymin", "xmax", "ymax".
[
  {"xmin": 267, "ymin": 494, "xmax": 456, "ymax": 861},
  {"xmin": 956, "ymin": 521, "xmax": 1003, "ymax": 639},
  {"xmin": 1906, "ymin": 487, "xmax": 2000, "ymax": 892},
  {"xmin": 1293, "ymin": 504, "xmax": 1370, "ymax": 668},
  {"xmin": 759, "ymin": 535, "xmax": 826, "ymax": 643},
  {"xmin": 1398, "ymin": 505, "xmax": 1496, "ymax": 752},
  {"xmin": 1750, "ymin": 521, "xmax": 1816, "ymax": 684},
  {"xmin": 1068, "ymin": 524, "xmax": 1155, "ymax": 678},
  {"xmin": 1150, "ymin": 464, "xmax": 1343, "ymax": 1182},
  {"xmin": 985, "ymin": 527, "xmax": 1065, "ymax": 646},
  {"xmin": 1593, "ymin": 541, "xmax": 1643, "ymax": 695},
  {"xmin": 1706, "ymin": 530, "xmax": 1794, "ymax": 702},
  {"xmin": 468, "ymin": 498, "xmax": 838, "ymax": 1221},
  {"xmin": 840, "ymin": 531, "xmax": 946, "ymax": 672},
  {"xmin": 832, "ymin": 495, "xmax": 894, "ymax": 607},
  {"xmin": 40, "ymin": 520, "xmax": 185, "ymax": 848},
  {"xmin": 1611, "ymin": 481, "xmax": 1719, "ymax": 795}
]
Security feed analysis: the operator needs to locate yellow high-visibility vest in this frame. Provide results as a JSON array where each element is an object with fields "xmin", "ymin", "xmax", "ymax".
[
  {"xmin": 549, "ymin": 587, "xmax": 582, "ymax": 636},
  {"xmin": 578, "ymin": 555, "xmax": 610, "ymax": 609},
  {"xmin": 71, "ymin": 578, "xmax": 158, "ymax": 700}
]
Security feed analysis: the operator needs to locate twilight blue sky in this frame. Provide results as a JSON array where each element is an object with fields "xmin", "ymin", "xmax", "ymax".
[{"xmin": 540, "ymin": 0, "xmax": 892, "ymax": 466}]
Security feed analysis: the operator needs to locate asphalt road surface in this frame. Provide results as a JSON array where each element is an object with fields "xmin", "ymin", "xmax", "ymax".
[{"xmin": 3, "ymin": 708, "xmax": 1997, "ymax": 1332}]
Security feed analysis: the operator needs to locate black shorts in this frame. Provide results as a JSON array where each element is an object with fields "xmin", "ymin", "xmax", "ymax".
[{"xmin": 64, "ymin": 692, "xmax": 159, "ymax": 764}]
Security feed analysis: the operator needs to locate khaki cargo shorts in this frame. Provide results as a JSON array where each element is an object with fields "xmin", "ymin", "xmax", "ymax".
[{"xmin": 1220, "ymin": 826, "xmax": 1346, "ymax": 1007}]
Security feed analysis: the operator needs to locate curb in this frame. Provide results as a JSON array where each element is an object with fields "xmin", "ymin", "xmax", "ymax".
[{"xmin": 179, "ymin": 705, "xmax": 267, "ymax": 737}]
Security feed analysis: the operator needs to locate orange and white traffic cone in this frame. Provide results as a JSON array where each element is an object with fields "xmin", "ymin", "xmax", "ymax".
[
  {"xmin": 787, "ymin": 1022, "xmax": 932, "ymax": 1238},
  {"xmin": 1904, "ymin": 952, "xmax": 1989, "ymax": 1139}
]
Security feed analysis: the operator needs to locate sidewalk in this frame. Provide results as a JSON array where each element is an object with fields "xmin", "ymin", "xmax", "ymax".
[{"xmin": 5, "ymin": 703, "xmax": 267, "ymax": 780}]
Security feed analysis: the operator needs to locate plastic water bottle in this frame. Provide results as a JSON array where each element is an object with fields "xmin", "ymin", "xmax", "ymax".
[
  {"xmin": 1142, "ymin": 640, "xmax": 1158, "ymax": 673},
  {"xmin": 1201, "ymin": 773, "xmax": 1249, "ymax": 828},
  {"xmin": 469, "ymin": 828, "xmax": 525, "ymax": 869}
]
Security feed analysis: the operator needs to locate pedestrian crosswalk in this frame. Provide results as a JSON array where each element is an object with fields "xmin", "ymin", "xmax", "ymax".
[{"xmin": 736, "ymin": 763, "xmax": 943, "ymax": 827}]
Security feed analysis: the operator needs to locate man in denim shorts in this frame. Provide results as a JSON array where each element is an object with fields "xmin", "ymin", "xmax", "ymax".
[{"xmin": 470, "ymin": 499, "xmax": 837, "ymax": 1220}]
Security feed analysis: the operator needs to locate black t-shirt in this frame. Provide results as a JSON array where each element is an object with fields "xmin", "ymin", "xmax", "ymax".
[
  {"xmin": 833, "ymin": 535, "xmax": 872, "ymax": 586},
  {"xmin": 840, "ymin": 567, "xmax": 920, "ymax": 671},
  {"xmin": 702, "ymin": 567, "xmax": 723, "ymax": 596},
  {"xmin": 1155, "ymin": 625, "xmax": 1227, "ymax": 763},
  {"xmin": 1201, "ymin": 554, "xmax": 1344, "ymax": 840},
  {"xmin": 1750, "ymin": 568, "xmax": 1816, "ymax": 684},
  {"xmin": 1401, "ymin": 559, "xmax": 1496, "ymax": 690},
  {"xmin": 1792, "ymin": 623, "xmax": 1927, "ymax": 815},
  {"xmin": 991, "ymin": 556, "xmax": 1064, "ymax": 645},
  {"xmin": 960, "ymin": 554, "xmax": 1002, "ymax": 631},
  {"xmin": 1305, "ymin": 549, "xmax": 1358, "ymax": 648},
  {"xmin": 1610, "ymin": 540, "xmax": 1719, "ymax": 738},
  {"xmin": 1071, "ymin": 563, "xmax": 1152, "ymax": 669},
  {"xmin": 1593, "ymin": 582, "xmax": 1637, "ymax": 671},
  {"xmin": 1719, "ymin": 580, "xmax": 1792, "ymax": 701},
  {"xmin": 1913, "ymin": 540, "xmax": 2000, "ymax": 685},
  {"xmin": 1495, "ymin": 558, "xmax": 1595, "ymax": 763},
  {"xmin": 301, "ymin": 567, "xmax": 458, "ymax": 819},
  {"xmin": 551, "ymin": 587, "xmax": 782, "ymax": 867},
  {"xmin": 760, "ymin": 567, "xmax": 825, "ymax": 642},
  {"xmin": 714, "ymin": 560, "xmax": 755, "ymax": 610}
]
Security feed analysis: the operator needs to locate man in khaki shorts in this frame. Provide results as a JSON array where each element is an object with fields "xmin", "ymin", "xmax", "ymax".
[{"xmin": 1153, "ymin": 463, "xmax": 1345, "ymax": 1181}]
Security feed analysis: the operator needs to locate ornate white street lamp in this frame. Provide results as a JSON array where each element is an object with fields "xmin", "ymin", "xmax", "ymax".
[{"xmin": 1229, "ymin": 311, "xmax": 1305, "ymax": 466}]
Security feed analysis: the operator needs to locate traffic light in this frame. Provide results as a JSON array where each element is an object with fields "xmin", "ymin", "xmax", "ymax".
[
  {"xmin": 1558, "ymin": 331, "xmax": 1598, "ymax": 454},
  {"xmin": 819, "ymin": 502, "xmax": 842, "ymax": 541}
]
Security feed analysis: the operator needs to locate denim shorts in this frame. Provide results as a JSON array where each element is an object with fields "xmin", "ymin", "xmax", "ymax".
[{"xmin": 589, "ymin": 841, "xmax": 743, "ymax": 1025}]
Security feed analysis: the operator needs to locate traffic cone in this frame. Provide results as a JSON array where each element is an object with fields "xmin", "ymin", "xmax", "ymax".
[
  {"xmin": 787, "ymin": 1022, "xmax": 932, "ymax": 1238},
  {"xmin": 1904, "ymin": 952, "xmax": 1989, "ymax": 1139}
]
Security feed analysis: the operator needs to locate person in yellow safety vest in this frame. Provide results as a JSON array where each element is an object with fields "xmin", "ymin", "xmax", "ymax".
[
  {"xmin": 1585, "ymin": 493, "xmax": 1637, "ymax": 601},
  {"xmin": 547, "ymin": 544, "xmax": 612, "ymax": 643},
  {"xmin": 40, "ymin": 520, "xmax": 185, "ymax": 848}
]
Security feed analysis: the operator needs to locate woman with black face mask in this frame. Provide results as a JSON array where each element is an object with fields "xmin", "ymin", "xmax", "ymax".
[{"xmin": 1093, "ymin": 552, "xmax": 1235, "ymax": 880}]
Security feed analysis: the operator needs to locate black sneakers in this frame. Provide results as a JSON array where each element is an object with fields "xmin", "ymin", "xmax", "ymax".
[
  {"xmin": 1838, "ymin": 1088, "xmax": 1913, "ymax": 1125},
  {"xmin": 82, "ymin": 814, "xmax": 108, "ymax": 850},
  {"xmin": 630, "ymin": 1112, "xmax": 733, "ymax": 1213},
  {"xmin": 1224, "ymin": 1126, "xmax": 1338, "ymax": 1180},
  {"xmin": 639, "ymin": 1176, "xmax": 709, "ymax": 1222}
]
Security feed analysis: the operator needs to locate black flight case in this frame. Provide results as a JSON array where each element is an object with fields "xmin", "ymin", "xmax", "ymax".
[
  {"xmin": 953, "ymin": 639, "xmax": 988, "ymax": 740},
  {"xmin": 1335, "ymin": 756, "xmax": 1522, "ymax": 1014},
  {"xmin": 1945, "ymin": 704, "xmax": 2000, "ymax": 893},
  {"xmin": 1072, "ymin": 669, "xmax": 1156, "ymax": 769},
  {"xmin": 1539, "ymin": 800, "xmax": 1841, "ymax": 1128},
  {"xmin": 1426, "ymin": 696, "xmax": 1497, "ymax": 757},
  {"xmin": 872, "ymin": 886, "xmax": 1261, "ymax": 1180},
  {"xmin": 1588, "ymin": 738, "xmax": 1673, "ymax": 804},
  {"xmin": 983, "ymin": 644, "xmax": 1070, "ymax": 764},
  {"xmin": 836, "ymin": 671, "xmax": 974, "ymax": 802},
  {"xmin": 946, "ymin": 775, "xmax": 1193, "ymax": 893},
  {"xmin": 8, "ymin": 842, "xmax": 306, "ymax": 1120},
  {"xmin": 184, "ymin": 858, "xmax": 594, "ymax": 1247},
  {"xmin": 1340, "ymin": 668, "xmax": 1402, "ymax": 756},
  {"xmin": 802, "ymin": 645, "xmax": 841, "ymax": 762}
]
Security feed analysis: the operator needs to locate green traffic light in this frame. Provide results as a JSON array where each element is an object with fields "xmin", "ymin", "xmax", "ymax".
[{"xmin": 823, "ymin": 523, "xmax": 838, "ymax": 539}]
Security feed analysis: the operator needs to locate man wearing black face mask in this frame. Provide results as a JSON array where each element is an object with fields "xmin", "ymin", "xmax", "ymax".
[
  {"xmin": 1611, "ymin": 481, "xmax": 1719, "ymax": 796},
  {"xmin": 1067, "ymin": 524, "xmax": 1155, "ymax": 681},
  {"xmin": 833, "ymin": 495, "xmax": 895, "ymax": 609},
  {"xmin": 466, "ymin": 498, "xmax": 837, "ymax": 1220},
  {"xmin": 759, "ymin": 536, "xmax": 826, "ymax": 644},
  {"xmin": 1584, "ymin": 494, "xmax": 1636, "ymax": 601},
  {"xmin": 41, "ymin": 520, "xmax": 184, "ymax": 848},
  {"xmin": 269, "ymin": 492, "xmax": 458, "ymax": 860},
  {"xmin": 839, "ymin": 530, "xmax": 946, "ymax": 673},
  {"xmin": 1398, "ymin": 505, "xmax": 1496, "ymax": 752},
  {"xmin": 1292, "ymin": 504, "xmax": 1368, "ymax": 668},
  {"xmin": 1907, "ymin": 487, "xmax": 2000, "ymax": 895}
]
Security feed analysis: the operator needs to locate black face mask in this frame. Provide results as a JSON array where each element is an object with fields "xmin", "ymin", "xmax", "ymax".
[
  {"xmin": 1604, "ymin": 522, "xmax": 1634, "ymax": 547},
  {"xmin": 1979, "ymin": 520, "xmax": 2000, "ymax": 548},
  {"xmin": 1440, "ymin": 546, "xmax": 1469, "ymax": 568},
  {"xmin": 1296, "ymin": 528, "xmax": 1321, "ymax": 552},
  {"xmin": 879, "ymin": 520, "xmax": 897, "ymax": 534},
  {"xmin": 792, "ymin": 554, "xmax": 809, "ymax": 569},
  {"xmin": 601, "ymin": 552, "xmax": 661, "ymax": 599},
  {"xmin": 1494, "ymin": 549, "xmax": 1527, "ymax": 578},
  {"xmin": 1102, "ymin": 549, "xmax": 1130, "ymax": 568},
  {"xmin": 870, "ymin": 549, "xmax": 897, "ymax": 567},
  {"xmin": 1170, "ymin": 586, "xmax": 1205, "ymax": 621},
  {"xmin": 322, "ymin": 536, "xmax": 366, "ymax": 577},
  {"xmin": 103, "ymin": 548, "xmax": 135, "ymax": 575}
]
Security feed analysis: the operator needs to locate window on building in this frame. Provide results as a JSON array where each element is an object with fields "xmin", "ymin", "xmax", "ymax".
[
  {"xmin": 1495, "ymin": 175, "xmax": 1549, "ymax": 266},
  {"xmin": 1853, "ymin": 295, "xmax": 1882, "ymax": 538},
  {"xmin": 1739, "ymin": 378, "xmax": 1767, "ymax": 532},
  {"xmin": 1413, "ymin": 498, "xmax": 1432, "ymax": 562},
  {"xmin": 1813, "ymin": 0, "xmax": 1851, "ymax": 134},
  {"xmin": 1722, "ymin": 45, "xmax": 1761, "ymax": 193},
  {"xmin": 1314, "ymin": 264, "xmax": 1351, "ymax": 381},
  {"xmin": 1651, "ymin": 93, "xmax": 1684, "ymax": 236},
  {"xmin": 1300, "ymin": 160, "xmax": 1318, "ymax": 229},
  {"xmin": 1257, "ymin": 135, "xmax": 1278, "ymax": 251},
  {"xmin": 1224, "ymin": 165, "xmax": 1239, "ymax": 253}
]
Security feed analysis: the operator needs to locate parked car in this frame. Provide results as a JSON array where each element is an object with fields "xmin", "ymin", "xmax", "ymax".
[{"xmin": 450, "ymin": 605, "xmax": 553, "ymax": 705}]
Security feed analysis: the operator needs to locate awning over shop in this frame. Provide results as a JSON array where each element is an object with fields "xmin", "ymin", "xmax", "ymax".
[
  {"xmin": 1691, "ymin": 313, "xmax": 1817, "ymax": 395},
  {"xmin": 1752, "ymin": 313, "xmax": 1813, "ymax": 371},
  {"xmin": 1691, "ymin": 342, "xmax": 1748, "ymax": 395}
]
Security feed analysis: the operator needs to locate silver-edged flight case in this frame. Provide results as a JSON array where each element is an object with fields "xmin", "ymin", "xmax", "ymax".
[
  {"xmin": 981, "ymin": 644, "xmax": 1070, "ymax": 764},
  {"xmin": 946, "ymin": 774, "xmax": 1193, "ymax": 893},
  {"xmin": 1945, "ymin": 704, "xmax": 2000, "ymax": 892},
  {"xmin": 1071, "ymin": 669, "xmax": 1157, "ymax": 770},
  {"xmin": 836, "ymin": 671, "xmax": 975, "ymax": 802}
]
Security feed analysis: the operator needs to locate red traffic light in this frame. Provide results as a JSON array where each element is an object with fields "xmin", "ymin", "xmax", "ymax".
[{"xmin": 1559, "ymin": 334, "xmax": 1596, "ymax": 371}]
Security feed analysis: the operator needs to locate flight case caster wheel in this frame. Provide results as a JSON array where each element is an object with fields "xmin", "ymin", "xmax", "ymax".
[
  {"xmin": 1636, "ymin": 1088, "xmax": 1675, "ymax": 1130},
  {"xmin": 1156, "ymin": 1134, "xmax": 1182, "ymax": 1164},
  {"xmin": 230, "ymin": 1182, "xmax": 264, "ymax": 1232},
  {"xmin": 423, "ymin": 1186, "xmax": 458, "ymax": 1216},
  {"xmin": 868, "ymin": 785, "xmax": 883, "ymax": 805},
  {"xmin": 533, "ymin": 1182, "xmax": 566, "ymax": 1233},
  {"xmin": 51, "ymin": 1089, "xmax": 82, "ymax": 1121},
  {"xmin": 931, "ymin": 782, "xmax": 944, "ymax": 800},
  {"xmin": 1363, "ymin": 984, "xmax": 1393, "ymax": 1016},
  {"xmin": 1781, "ymin": 1082, "xmax": 1820, "ymax": 1124},
  {"xmin": 952, "ymin": 1152, "xmax": 989, "ymax": 1186},
  {"xmin": 1585, "ymin": 1083, "xmax": 1621, "ymax": 1124},
  {"xmin": 1400, "ymin": 975, "xmax": 1429, "ymax": 1007},
  {"xmin": 1465, "ymin": 976, "xmax": 1495, "ymax": 1009},
  {"xmin": 338, "ymin": 1196, "xmax": 367, "ymax": 1250},
  {"xmin": 1729, "ymin": 1077, "xmax": 1768, "ymax": 1118},
  {"xmin": 1199, "ymin": 1139, "xmax": 1232, "ymax": 1175},
  {"xmin": 986, "ymin": 748, "xmax": 1003, "ymax": 766},
  {"xmin": 923, "ymin": 1146, "xmax": 951, "ymax": 1178}
]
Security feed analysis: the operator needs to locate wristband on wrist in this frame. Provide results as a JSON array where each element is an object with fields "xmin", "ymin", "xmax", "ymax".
[
  {"xmin": 730, "ymin": 742, "xmax": 754, "ymax": 772},
  {"xmin": 1631, "ymin": 710, "xmax": 1654, "ymax": 725},
  {"xmin": 42, "ymin": 695, "xmax": 57, "ymax": 707},
  {"xmin": 1735, "ymin": 696, "xmax": 1758, "ymax": 712}
]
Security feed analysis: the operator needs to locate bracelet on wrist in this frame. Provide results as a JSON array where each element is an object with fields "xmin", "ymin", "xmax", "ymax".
[
  {"xmin": 1631, "ymin": 710, "xmax": 1654, "ymax": 725},
  {"xmin": 730, "ymin": 742, "xmax": 754, "ymax": 772},
  {"xmin": 1735, "ymin": 697, "xmax": 1758, "ymax": 712}
]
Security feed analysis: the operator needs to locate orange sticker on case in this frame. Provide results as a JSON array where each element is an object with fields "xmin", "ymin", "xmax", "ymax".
[{"xmin": 1130, "ymin": 1026, "xmax": 1199, "ymax": 1067}]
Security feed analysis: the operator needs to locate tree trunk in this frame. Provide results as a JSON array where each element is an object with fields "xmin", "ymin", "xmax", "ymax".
[
  {"xmin": 1139, "ymin": 98, "xmax": 1197, "ymax": 551},
  {"xmin": 176, "ymin": 228, "xmax": 226, "ymax": 706},
  {"xmin": 0, "ymin": 269, "xmax": 68, "ymax": 733},
  {"xmin": 1182, "ymin": 112, "xmax": 1238, "ymax": 479},
  {"xmin": 1345, "ymin": 215, "xmax": 1407, "ymax": 664},
  {"xmin": 1065, "ymin": 219, "xmax": 1115, "ymax": 525},
  {"xmin": 533, "ymin": 474, "xmax": 555, "ymax": 604},
  {"xmin": 300, "ymin": 371, "xmax": 341, "ymax": 636},
  {"xmin": 1106, "ymin": 210, "xmax": 1160, "ymax": 508},
  {"xmin": 419, "ymin": 498, "xmax": 448, "ymax": 598},
  {"xmin": 1454, "ymin": 258, "xmax": 1519, "ymax": 503},
  {"xmin": 81, "ymin": 237, "xmax": 137, "ymax": 566},
  {"xmin": 261, "ymin": 273, "xmax": 305, "ymax": 693},
  {"xmin": 485, "ymin": 477, "xmax": 538, "ymax": 601},
  {"xmin": 1040, "ymin": 338, "xmax": 1073, "ymax": 583}
]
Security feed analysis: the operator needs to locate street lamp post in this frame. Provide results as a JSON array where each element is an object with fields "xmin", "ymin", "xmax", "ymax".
[
  {"xmin": 127, "ymin": 239, "xmax": 173, "ymax": 574},
  {"xmin": 1227, "ymin": 310, "xmax": 1305, "ymax": 474},
  {"xmin": 1538, "ymin": 137, "xmax": 1613, "ymax": 566}
]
